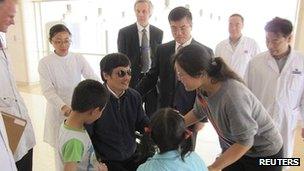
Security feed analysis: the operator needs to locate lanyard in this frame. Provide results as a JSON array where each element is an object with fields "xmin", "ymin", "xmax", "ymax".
[{"xmin": 196, "ymin": 92, "xmax": 234, "ymax": 147}]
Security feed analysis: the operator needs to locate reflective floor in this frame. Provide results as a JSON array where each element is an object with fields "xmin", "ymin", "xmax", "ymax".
[{"xmin": 19, "ymin": 85, "xmax": 303, "ymax": 171}]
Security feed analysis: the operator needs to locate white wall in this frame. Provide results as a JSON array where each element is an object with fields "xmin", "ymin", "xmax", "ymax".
[
  {"xmin": 6, "ymin": 0, "xmax": 40, "ymax": 85},
  {"xmin": 295, "ymin": 0, "xmax": 304, "ymax": 52},
  {"xmin": 4, "ymin": 0, "xmax": 304, "ymax": 85},
  {"xmin": 6, "ymin": 3, "xmax": 28, "ymax": 84}
]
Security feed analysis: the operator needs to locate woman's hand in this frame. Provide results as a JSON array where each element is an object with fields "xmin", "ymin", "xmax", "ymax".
[
  {"xmin": 96, "ymin": 162, "xmax": 108, "ymax": 171},
  {"xmin": 61, "ymin": 105, "xmax": 72, "ymax": 117},
  {"xmin": 209, "ymin": 143, "xmax": 250, "ymax": 170}
]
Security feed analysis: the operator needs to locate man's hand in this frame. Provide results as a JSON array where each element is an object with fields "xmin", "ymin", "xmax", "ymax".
[{"xmin": 96, "ymin": 162, "xmax": 108, "ymax": 171}]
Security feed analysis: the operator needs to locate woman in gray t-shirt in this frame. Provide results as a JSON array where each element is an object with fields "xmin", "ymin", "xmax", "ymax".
[{"xmin": 173, "ymin": 44, "xmax": 283, "ymax": 171}]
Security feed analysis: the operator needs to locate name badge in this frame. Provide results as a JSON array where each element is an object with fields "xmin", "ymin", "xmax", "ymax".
[{"xmin": 292, "ymin": 68, "xmax": 302, "ymax": 75}]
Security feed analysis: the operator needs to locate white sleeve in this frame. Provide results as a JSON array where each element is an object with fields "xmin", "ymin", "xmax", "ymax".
[
  {"xmin": 243, "ymin": 61, "xmax": 251, "ymax": 87},
  {"xmin": 214, "ymin": 44, "xmax": 220, "ymax": 57},
  {"xmin": 38, "ymin": 60, "xmax": 66, "ymax": 110},
  {"xmin": 78, "ymin": 55, "xmax": 100, "ymax": 81},
  {"xmin": 300, "ymin": 89, "xmax": 304, "ymax": 127}
]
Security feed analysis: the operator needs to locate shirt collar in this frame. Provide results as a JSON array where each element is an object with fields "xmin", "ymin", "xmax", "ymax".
[
  {"xmin": 175, "ymin": 37, "xmax": 193, "ymax": 52},
  {"xmin": 106, "ymin": 84, "xmax": 125, "ymax": 98},
  {"xmin": 137, "ymin": 22, "xmax": 150, "ymax": 33},
  {"xmin": 229, "ymin": 35, "xmax": 242, "ymax": 47},
  {"xmin": 152, "ymin": 150, "xmax": 181, "ymax": 159}
]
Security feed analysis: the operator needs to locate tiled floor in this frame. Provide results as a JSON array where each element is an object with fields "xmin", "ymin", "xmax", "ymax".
[{"xmin": 19, "ymin": 85, "xmax": 304, "ymax": 171}]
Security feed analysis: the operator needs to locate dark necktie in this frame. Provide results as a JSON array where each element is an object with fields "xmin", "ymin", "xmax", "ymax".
[{"xmin": 141, "ymin": 28, "xmax": 150, "ymax": 73}]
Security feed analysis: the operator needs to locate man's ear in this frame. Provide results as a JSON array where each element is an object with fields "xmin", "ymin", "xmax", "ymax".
[
  {"xmin": 92, "ymin": 107, "xmax": 100, "ymax": 113},
  {"xmin": 91, "ymin": 107, "xmax": 100, "ymax": 115},
  {"xmin": 102, "ymin": 72, "xmax": 109, "ymax": 81},
  {"xmin": 287, "ymin": 34, "xmax": 293, "ymax": 43}
]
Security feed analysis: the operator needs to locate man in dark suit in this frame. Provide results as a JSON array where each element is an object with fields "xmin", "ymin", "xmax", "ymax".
[
  {"xmin": 136, "ymin": 6, "xmax": 213, "ymax": 147},
  {"xmin": 117, "ymin": 0, "xmax": 163, "ymax": 116}
]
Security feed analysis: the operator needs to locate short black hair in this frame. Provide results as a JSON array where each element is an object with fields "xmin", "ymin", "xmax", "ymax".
[
  {"xmin": 168, "ymin": 6, "xmax": 192, "ymax": 24},
  {"xmin": 71, "ymin": 79, "xmax": 109, "ymax": 113},
  {"xmin": 265, "ymin": 17, "xmax": 293, "ymax": 37},
  {"xmin": 99, "ymin": 53, "xmax": 130, "ymax": 82},
  {"xmin": 134, "ymin": 0, "xmax": 153, "ymax": 12},
  {"xmin": 230, "ymin": 13, "xmax": 244, "ymax": 23},
  {"xmin": 49, "ymin": 24, "xmax": 71, "ymax": 42}
]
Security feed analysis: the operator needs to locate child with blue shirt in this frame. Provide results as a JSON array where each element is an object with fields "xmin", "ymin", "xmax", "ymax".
[
  {"xmin": 137, "ymin": 108, "xmax": 208, "ymax": 171},
  {"xmin": 57, "ymin": 79, "xmax": 109, "ymax": 171}
]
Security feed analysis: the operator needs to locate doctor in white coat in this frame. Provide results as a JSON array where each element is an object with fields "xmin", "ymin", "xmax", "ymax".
[
  {"xmin": 245, "ymin": 17, "xmax": 304, "ymax": 160},
  {"xmin": 215, "ymin": 14, "xmax": 260, "ymax": 78},
  {"xmin": 38, "ymin": 24, "xmax": 99, "ymax": 169},
  {"xmin": 0, "ymin": 114, "xmax": 17, "ymax": 171},
  {"xmin": 0, "ymin": 0, "xmax": 35, "ymax": 170}
]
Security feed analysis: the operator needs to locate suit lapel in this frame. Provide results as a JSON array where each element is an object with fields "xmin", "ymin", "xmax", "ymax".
[
  {"xmin": 131, "ymin": 23, "xmax": 140, "ymax": 51},
  {"xmin": 168, "ymin": 41, "xmax": 177, "ymax": 84},
  {"xmin": 149, "ymin": 25, "xmax": 154, "ymax": 44},
  {"xmin": 190, "ymin": 39, "xmax": 198, "ymax": 45}
]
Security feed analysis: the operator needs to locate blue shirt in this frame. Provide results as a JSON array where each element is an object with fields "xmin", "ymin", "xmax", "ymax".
[{"xmin": 137, "ymin": 150, "xmax": 207, "ymax": 171}]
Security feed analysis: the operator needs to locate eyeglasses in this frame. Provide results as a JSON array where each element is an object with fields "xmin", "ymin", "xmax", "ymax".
[
  {"xmin": 116, "ymin": 69, "xmax": 131, "ymax": 78},
  {"xmin": 52, "ymin": 39, "xmax": 72, "ymax": 46}
]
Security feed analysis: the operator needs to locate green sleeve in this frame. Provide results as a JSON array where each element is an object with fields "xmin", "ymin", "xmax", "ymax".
[{"xmin": 62, "ymin": 138, "xmax": 84, "ymax": 163}]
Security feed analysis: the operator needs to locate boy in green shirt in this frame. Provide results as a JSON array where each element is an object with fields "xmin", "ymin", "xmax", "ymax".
[{"xmin": 57, "ymin": 79, "xmax": 109, "ymax": 171}]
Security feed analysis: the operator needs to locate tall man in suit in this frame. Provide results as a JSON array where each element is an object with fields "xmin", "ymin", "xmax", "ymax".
[
  {"xmin": 117, "ymin": 0, "xmax": 163, "ymax": 116},
  {"xmin": 136, "ymin": 6, "xmax": 213, "ymax": 147}
]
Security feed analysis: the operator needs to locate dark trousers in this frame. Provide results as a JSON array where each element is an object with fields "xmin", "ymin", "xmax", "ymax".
[
  {"xmin": 143, "ymin": 88, "xmax": 157, "ymax": 117},
  {"xmin": 16, "ymin": 148, "xmax": 33, "ymax": 171},
  {"xmin": 103, "ymin": 154, "xmax": 140, "ymax": 171},
  {"xmin": 140, "ymin": 73, "xmax": 157, "ymax": 117},
  {"xmin": 223, "ymin": 147, "xmax": 283, "ymax": 171}
]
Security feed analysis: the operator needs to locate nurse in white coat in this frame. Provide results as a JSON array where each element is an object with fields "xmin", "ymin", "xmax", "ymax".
[
  {"xmin": 0, "ymin": 0, "xmax": 35, "ymax": 170},
  {"xmin": 215, "ymin": 14, "xmax": 260, "ymax": 78},
  {"xmin": 245, "ymin": 17, "xmax": 304, "ymax": 160},
  {"xmin": 38, "ymin": 24, "xmax": 99, "ymax": 168}
]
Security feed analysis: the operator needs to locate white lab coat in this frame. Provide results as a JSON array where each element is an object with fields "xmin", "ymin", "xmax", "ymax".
[
  {"xmin": 215, "ymin": 36, "xmax": 260, "ymax": 78},
  {"xmin": 38, "ymin": 52, "xmax": 99, "ymax": 147},
  {"xmin": 0, "ymin": 115, "xmax": 17, "ymax": 171},
  {"xmin": 0, "ymin": 47, "xmax": 36, "ymax": 161},
  {"xmin": 245, "ymin": 50, "xmax": 304, "ymax": 158}
]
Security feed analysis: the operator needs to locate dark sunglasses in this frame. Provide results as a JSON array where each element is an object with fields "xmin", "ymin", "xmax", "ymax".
[{"xmin": 116, "ymin": 69, "xmax": 132, "ymax": 78}]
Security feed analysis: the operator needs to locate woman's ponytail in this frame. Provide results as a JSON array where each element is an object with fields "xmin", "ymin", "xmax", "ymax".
[{"xmin": 207, "ymin": 57, "xmax": 244, "ymax": 84}]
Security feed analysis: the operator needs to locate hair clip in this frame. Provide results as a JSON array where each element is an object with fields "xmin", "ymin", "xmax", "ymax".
[
  {"xmin": 211, "ymin": 58, "xmax": 217, "ymax": 66},
  {"xmin": 184, "ymin": 129, "xmax": 193, "ymax": 139},
  {"xmin": 144, "ymin": 126, "xmax": 152, "ymax": 134}
]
